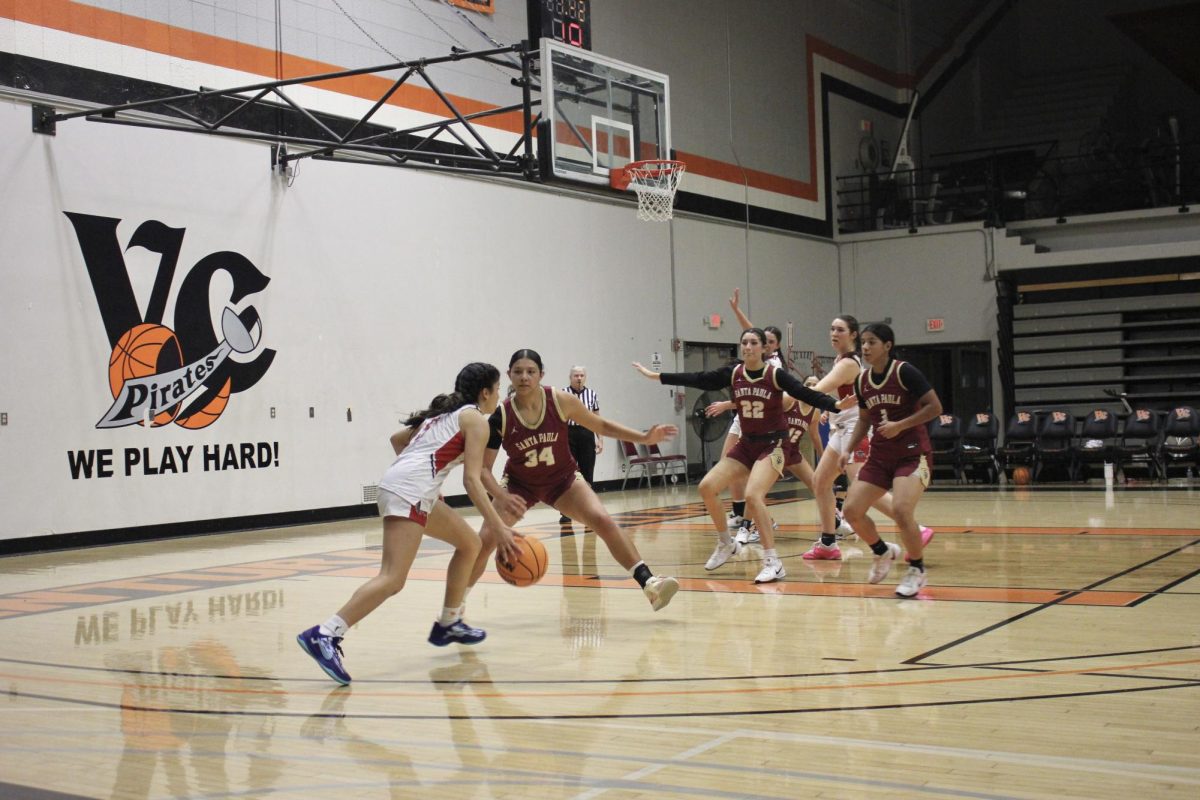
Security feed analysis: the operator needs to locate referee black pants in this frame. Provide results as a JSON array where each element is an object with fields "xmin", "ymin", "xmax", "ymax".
[{"xmin": 567, "ymin": 426, "xmax": 596, "ymax": 486}]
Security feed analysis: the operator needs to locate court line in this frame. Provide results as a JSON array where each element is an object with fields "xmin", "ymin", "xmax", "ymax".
[
  {"xmin": 7, "ymin": 679, "xmax": 1199, "ymax": 719},
  {"xmin": 4, "ymin": 657, "xmax": 1198, "ymax": 703},
  {"xmin": 1129, "ymin": 564, "xmax": 1200, "ymax": 606},
  {"xmin": 904, "ymin": 536, "xmax": 1200, "ymax": 664},
  {"xmin": 568, "ymin": 732, "xmax": 739, "ymax": 800},
  {"xmin": 0, "ymin": 740, "xmax": 1029, "ymax": 800},
  {"xmin": 2, "ymin": 644, "xmax": 1196, "ymax": 686},
  {"xmin": 9, "ymin": 721, "xmax": 1197, "ymax": 789}
]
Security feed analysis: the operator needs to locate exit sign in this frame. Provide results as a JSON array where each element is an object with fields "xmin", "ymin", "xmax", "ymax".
[{"xmin": 926, "ymin": 318, "xmax": 945, "ymax": 332}]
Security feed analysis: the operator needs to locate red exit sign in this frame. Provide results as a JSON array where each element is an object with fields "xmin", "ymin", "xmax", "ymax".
[{"xmin": 926, "ymin": 318, "xmax": 945, "ymax": 332}]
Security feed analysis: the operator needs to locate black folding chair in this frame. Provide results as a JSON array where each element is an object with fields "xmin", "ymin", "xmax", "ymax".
[
  {"xmin": 1072, "ymin": 408, "xmax": 1118, "ymax": 481},
  {"xmin": 1160, "ymin": 406, "xmax": 1200, "ymax": 477},
  {"xmin": 927, "ymin": 414, "xmax": 963, "ymax": 482},
  {"xmin": 999, "ymin": 410, "xmax": 1038, "ymax": 478},
  {"xmin": 1115, "ymin": 409, "xmax": 1164, "ymax": 481},
  {"xmin": 960, "ymin": 411, "xmax": 1000, "ymax": 483},
  {"xmin": 1037, "ymin": 408, "xmax": 1077, "ymax": 482}
]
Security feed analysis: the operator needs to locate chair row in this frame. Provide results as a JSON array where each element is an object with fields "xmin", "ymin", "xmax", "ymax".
[{"xmin": 927, "ymin": 406, "xmax": 1200, "ymax": 483}]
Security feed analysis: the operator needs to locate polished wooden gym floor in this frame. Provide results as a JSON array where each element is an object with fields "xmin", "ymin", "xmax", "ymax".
[{"xmin": 1, "ymin": 480, "xmax": 1198, "ymax": 799}]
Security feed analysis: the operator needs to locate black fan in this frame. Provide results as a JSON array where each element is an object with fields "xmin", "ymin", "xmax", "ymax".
[{"xmin": 690, "ymin": 391, "xmax": 733, "ymax": 442}]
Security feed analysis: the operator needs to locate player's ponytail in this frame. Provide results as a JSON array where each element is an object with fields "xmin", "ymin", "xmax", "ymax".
[{"xmin": 405, "ymin": 362, "xmax": 500, "ymax": 427}]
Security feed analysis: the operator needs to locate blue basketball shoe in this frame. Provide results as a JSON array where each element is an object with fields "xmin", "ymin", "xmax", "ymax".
[
  {"xmin": 297, "ymin": 625, "xmax": 351, "ymax": 685},
  {"xmin": 428, "ymin": 619, "xmax": 487, "ymax": 647}
]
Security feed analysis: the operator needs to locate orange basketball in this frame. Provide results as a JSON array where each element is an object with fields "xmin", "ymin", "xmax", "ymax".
[
  {"xmin": 1013, "ymin": 466, "xmax": 1031, "ymax": 486},
  {"xmin": 496, "ymin": 536, "xmax": 548, "ymax": 587},
  {"xmin": 107, "ymin": 323, "xmax": 183, "ymax": 426}
]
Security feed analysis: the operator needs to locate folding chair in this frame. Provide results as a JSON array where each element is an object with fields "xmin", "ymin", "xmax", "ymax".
[
  {"xmin": 999, "ymin": 410, "xmax": 1038, "ymax": 478},
  {"xmin": 1037, "ymin": 408, "xmax": 1077, "ymax": 482},
  {"xmin": 1115, "ymin": 408, "xmax": 1163, "ymax": 481},
  {"xmin": 1160, "ymin": 406, "xmax": 1200, "ymax": 478},
  {"xmin": 960, "ymin": 411, "xmax": 1000, "ymax": 483},
  {"xmin": 927, "ymin": 414, "xmax": 963, "ymax": 483},
  {"xmin": 619, "ymin": 440, "xmax": 657, "ymax": 490},
  {"xmin": 646, "ymin": 443, "xmax": 688, "ymax": 485},
  {"xmin": 1072, "ymin": 408, "xmax": 1118, "ymax": 481}
]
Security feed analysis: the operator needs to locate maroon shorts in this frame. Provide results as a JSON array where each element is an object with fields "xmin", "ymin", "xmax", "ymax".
[
  {"xmin": 783, "ymin": 439, "xmax": 810, "ymax": 469},
  {"xmin": 502, "ymin": 470, "xmax": 579, "ymax": 510},
  {"xmin": 856, "ymin": 450, "xmax": 932, "ymax": 491},
  {"xmin": 727, "ymin": 435, "xmax": 786, "ymax": 474}
]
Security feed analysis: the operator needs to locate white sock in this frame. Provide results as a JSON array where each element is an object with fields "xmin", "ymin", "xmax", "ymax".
[
  {"xmin": 719, "ymin": 530, "xmax": 733, "ymax": 545},
  {"xmin": 763, "ymin": 548, "xmax": 778, "ymax": 562},
  {"xmin": 319, "ymin": 615, "xmax": 348, "ymax": 638},
  {"xmin": 438, "ymin": 605, "xmax": 463, "ymax": 626}
]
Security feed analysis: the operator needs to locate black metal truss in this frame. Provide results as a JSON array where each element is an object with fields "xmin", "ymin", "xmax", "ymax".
[{"xmin": 31, "ymin": 43, "xmax": 542, "ymax": 179}]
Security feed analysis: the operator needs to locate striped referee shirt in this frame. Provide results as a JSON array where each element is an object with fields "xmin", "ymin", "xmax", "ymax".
[{"xmin": 564, "ymin": 386, "xmax": 598, "ymax": 425}]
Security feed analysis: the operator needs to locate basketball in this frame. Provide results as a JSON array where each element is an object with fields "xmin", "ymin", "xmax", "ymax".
[
  {"xmin": 496, "ymin": 536, "xmax": 548, "ymax": 587},
  {"xmin": 175, "ymin": 377, "xmax": 232, "ymax": 429},
  {"xmin": 1013, "ymin": 466, "xmax": 1031, "ymax": 485},
  {"xmin": 108, "ymin": 323, "xmax": 183, "ymax": 426}
]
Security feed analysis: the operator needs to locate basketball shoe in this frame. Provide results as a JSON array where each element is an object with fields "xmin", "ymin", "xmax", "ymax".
[
  {"xmin": 428, "ymin": 619, "xmax": 487, "ymax": 647},
  {"xmin": 895, "ymin": 566, "xmax": 928, "ymax": 598},
  {"xmin": 297, "ymin": 625, "xmax": 351, "ymax": 685},
  {"xmin": 705, "ymin": 539, "xmax": 740, "ymax": 570},
  {"xmin": 835, "ymin": 513, "xmax": 856, "ymax": 540},
  {"xmin": 802, "ymin": 540, "xmax": 842, "ymax": 560},
  {"xmin": 643, "ymin": 575, "xmax": 680, "ymax": 611},
  {"xmin": 904, "ymin": 526, "xmax": 936, "ymax": 563},
  {"xmin": 867, "ymin": 542, "xmax": 902, "ymax": 584},
  {"xmin": 753, "ymin": 558, "xmax": 786, "ymax": 584}
]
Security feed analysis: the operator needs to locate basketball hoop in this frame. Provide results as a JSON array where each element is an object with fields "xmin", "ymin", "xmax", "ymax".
[{"xmin": 610, "ymin": 159, "xmax": 686, "ymax": 221}]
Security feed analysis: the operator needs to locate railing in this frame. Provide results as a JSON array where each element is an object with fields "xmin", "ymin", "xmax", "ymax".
[{"xmin": 837, "ymin": 137, "xmax": 1199, "ymax": 234}]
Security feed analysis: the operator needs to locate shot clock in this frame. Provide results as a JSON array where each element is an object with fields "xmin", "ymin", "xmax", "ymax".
[{"xmin": 527, "ymin": 0, "xmax": 591, "ymax": 50}]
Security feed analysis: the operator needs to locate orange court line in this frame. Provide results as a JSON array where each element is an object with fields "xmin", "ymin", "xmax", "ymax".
[{"xmin": 9, "ymin": 590, "xmax": 139, "ymax": 603}]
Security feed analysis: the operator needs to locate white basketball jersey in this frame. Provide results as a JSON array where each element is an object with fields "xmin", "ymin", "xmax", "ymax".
[{"xmin": 378, "ymin": 405, "xmax": 474, "ymax": 510}]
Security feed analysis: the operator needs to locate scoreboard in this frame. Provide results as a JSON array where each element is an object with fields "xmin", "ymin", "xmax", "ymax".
[{"xmin": 527, "ymin": 0, "xmax": 591, "ymax": 50}]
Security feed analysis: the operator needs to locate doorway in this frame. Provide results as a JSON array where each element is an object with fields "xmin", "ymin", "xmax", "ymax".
[{"xmin": 893, "ymin": 341, "xmax": 993, "ymax": 417}]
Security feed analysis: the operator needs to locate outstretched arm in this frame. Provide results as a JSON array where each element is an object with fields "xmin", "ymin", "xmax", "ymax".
[
  {"xmin": 729, "ymin": 287, "xmax": 754, "ymax": 331},
  {"xmin": 633, "ymin": 362, "xmax": 734, "ymax": 391},
  {"xmin": 556, "ymin": 390, "xmax": 678, "ymax": 445}
]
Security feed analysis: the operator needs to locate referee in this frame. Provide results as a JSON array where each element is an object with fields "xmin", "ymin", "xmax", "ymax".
[{"xmin": 563, "ymin": 365, "xmax": 602, "ymax": 523}]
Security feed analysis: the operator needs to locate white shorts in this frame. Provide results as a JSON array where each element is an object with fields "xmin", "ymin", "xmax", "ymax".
[
  {"xmin": 377, "ymin": 487, "xmax": 433, "ymax": 526},
  {"xmin": 827, "ymin": 424, "xmax": 870, "ymax": 463}
]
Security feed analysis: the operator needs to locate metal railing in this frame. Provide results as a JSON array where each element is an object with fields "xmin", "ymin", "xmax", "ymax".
[{"xmin": 837, "ymin": 136, "xmax": 1199, "ymax": 234}]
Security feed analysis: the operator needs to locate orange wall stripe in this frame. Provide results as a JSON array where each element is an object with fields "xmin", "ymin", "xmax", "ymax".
[{"xmin": 4, "ymin": 2, "xmax": 917, "ymax": 205}]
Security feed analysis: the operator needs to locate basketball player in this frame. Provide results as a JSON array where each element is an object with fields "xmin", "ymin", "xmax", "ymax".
[
  {"xmin": 803, "ymin": 315, "xmax": 934, "ymax": 563},
  {"xmin": 634, "ymin": 328, "xmax": 839, "ymax": 583},
  {"xmin": 297, "ymin": 362, "xmax": 524, "ymax": 685},
  {"xmin": 840, "ymin": 323, "xmax": 943, "ymax": 597},
  {"xmin": 722, "ymin": 288, "xmax": 785, "ymax": 545},
  {"xmin": 468, "ymin": 349, "xmax": 681, "ymax": 612}
]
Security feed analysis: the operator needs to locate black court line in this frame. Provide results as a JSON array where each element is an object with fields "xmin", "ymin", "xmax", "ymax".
[
  {"xmin": 903, "ymin": 537, "xmax": 1200, "ymax": 665},
  {"xmin": 3, "ymin": 645, "xmax": 1197, "ymax": 687},
  {"xmin": 9, "ymin": 680, "xmax": 1200, "ymax": 721},
  {"xmin": 1129, "ymin": 564, "xmax": 1200, "ymax": 606}
]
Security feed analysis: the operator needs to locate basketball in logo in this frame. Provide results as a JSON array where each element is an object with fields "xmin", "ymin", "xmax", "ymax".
[
  {"xmin": 108, "ymin": 323, "xmax": 183, "ymax": 426},
  {"xmin": 175, "ymin": 378, "xmax": 232, "ymax": 430}
]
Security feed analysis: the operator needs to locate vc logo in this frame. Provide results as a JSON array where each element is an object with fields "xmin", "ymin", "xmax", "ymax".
[{"xmin": 66, "ymin": 213, "xmax": 276, "ymax": 429}]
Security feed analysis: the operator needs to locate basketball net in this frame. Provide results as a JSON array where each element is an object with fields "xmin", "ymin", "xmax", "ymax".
[{"xmin": 611, "ymin": 160, "xmax": 686, "ymax": 221}]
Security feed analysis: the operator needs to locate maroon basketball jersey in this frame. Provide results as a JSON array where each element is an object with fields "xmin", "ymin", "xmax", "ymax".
[
  {"xmin": 834, "ymin": 352, "xmax": 861, "ymax": 403},
  {"xmin": 499, "ymin": 386, "xmax": 578, "ymax": 486},
  {"xmin": 784, "ymin": 400, "xmax": 817, "ymax": 448},
  {"xmin": 855, "ymin": 360, "xmax": 931, "ymax": 458},
  {"xmin": 731, "ymin": 363, "xmax": 786, "ymax": 436}
]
